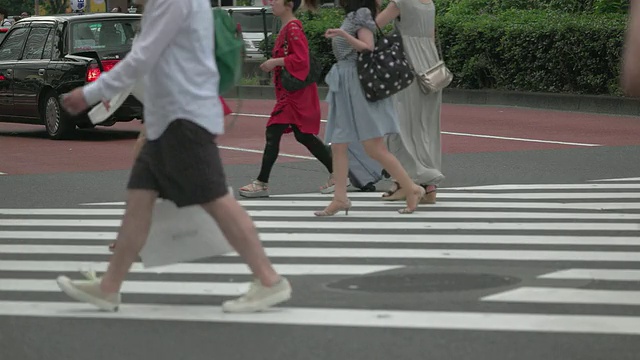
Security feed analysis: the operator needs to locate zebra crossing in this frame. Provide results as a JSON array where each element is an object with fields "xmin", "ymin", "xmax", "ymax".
[{"xmin": 0, "ymin": 177, "xmax": 640, "ymax": 335}]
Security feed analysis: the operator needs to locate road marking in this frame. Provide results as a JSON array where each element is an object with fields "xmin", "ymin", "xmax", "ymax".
[
  {"xmin": 232, "ymin": 112, "xmax": 601, "ymax": 147},
  {"xmin": 80, "ymin": 199, "xmax": 640, "ymax": 210},
  {"xmin": 441, "ymin": 131, "xmax": 600, "ymax": 147},
  {"xmin": 3, "ymin": 231, "xmax": 640, "ymax": 246},
  {"xmin": 589, "ymin": 177, "xmax": 640, "ymax": 182},
  {"xmin": 1, "ymin": 301, "xmax": 640, "ymax": 334},
  {"xmin": 3, "ymin": 208, "xmax": 640, "ymax": 220},
  {"xmin": 0, "ymin": 260, "xmax": 400, "ymax": 275},
  {"xmin": 482, "ymin": 287, "xmax": 640, "ymax": 306},
  {"xmin": 0, "ymin": 279, "xmax": 251, "ymax": 296},
  {"xmin": 2, "ymin": 218, "xmax": 640, "ymax": 231},
  {"xmin": 0, "ymin": 172, "xmax": 6, "ymax": 175},
  {"xmin": 218, "ymin": 145, "xmax": 315, "ymax": 160},
  {"xmin": 539, "ymin": 269, "xmax": 640, "ymax": 281},
  {"xmin": 3, "ymin": 245, "xmax": 640, "ymax": 262},
  {"xmin": 445, "ymin": 183, "xmax": 640, "ymax": 190},
  {"xmin": 280, "ymin": 192, "xmax": 640, "ymax": 199}
]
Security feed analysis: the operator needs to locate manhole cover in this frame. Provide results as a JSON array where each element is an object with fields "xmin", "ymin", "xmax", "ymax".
[{"xmin": 326, "ymin": 273, "xmax": 521, "ymax": 293}]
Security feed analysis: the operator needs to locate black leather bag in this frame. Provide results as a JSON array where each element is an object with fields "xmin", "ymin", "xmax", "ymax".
[
  {"xmin": 281, "ymin": 51, "xmax": 322, "ymax": 92},
  {"xmin": 357, "ymin": 20, "xmax": 415, "ymax": 102}
]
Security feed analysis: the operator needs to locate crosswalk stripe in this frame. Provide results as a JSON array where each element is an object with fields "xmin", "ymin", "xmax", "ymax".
[
  {"xmin": 0, "ymin": 260, "xmax": 400, "ymax": 275},
  {"xmin": 538, "ymin": 269, "xmax": 640, "ymax": 281},
  {"xmin": 79, "ymin": 200, "xmax": 640, "ymax": 211},
  {"xmin": 279, "ymin": 192, "xmax": 640, "ymax": 199},
  {"xmin": 0, "ymin": 301, "xmax": 639, "ymax": 335},
  {"xmin": 0, "ymin": 279, "xmax": 251, "ymax": 296},
  {"xmin": 2, "ymin": 218, "xmax": 639, "ymax": 231},
  {"xmin": 445, "ymin": 183, "xmax": 640, "ymax": 190},
  {"xmin": 3, "ymin": 208, "xmax": 640, "ymax": 220},
  {"xmin": 589, "ymin": 177, "xmax": 640, "ymax": 182},
  {"xmin": 481, "ymin": 287, "xmax": 640, "ymax": 306},
  {"xmin": 3, "ymin": 245, "xmax": 640, "ymax": 262},
  {"xmin": 3, "ymin": 231, "xmax": 640, "ymax": 246}
]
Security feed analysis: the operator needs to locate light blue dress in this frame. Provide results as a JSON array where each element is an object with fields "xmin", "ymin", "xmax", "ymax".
[{"xmin": 323, "ymin": 7, "xmax": 400, "ymax": 144}]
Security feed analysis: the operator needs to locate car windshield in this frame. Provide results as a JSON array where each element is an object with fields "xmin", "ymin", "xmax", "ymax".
[
  {"xmin": 231, "ymin": 11, "xmax": 274, "ymax": 32},
  {"xmin": 70, "ymin": 18, "xmax": 140, "ymax": 57}
]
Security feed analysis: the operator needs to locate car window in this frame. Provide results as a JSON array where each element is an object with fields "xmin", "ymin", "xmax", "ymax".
[
  {"xmin": 23, "ymin": 28, "xmax": 52, "ymax": 60},
  {"xmin": 70, "ymin": 19, "xmax": 139, "ymax": 56},
  {"xmin": 0, "ymin": 28, "xmax": 29, "ymax": 61},
  {"xmin": 231, "ymin": 11, "xmax": 274, "ymax": 32}
]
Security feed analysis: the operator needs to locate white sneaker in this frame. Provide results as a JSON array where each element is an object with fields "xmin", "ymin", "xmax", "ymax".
[
  {"xmin": 222, "ymin": 277, "xmax": 292, "ymax": 313},
  {"xmin": 56, "ymin": 274, "xmax": 121, "ymax": 312}
]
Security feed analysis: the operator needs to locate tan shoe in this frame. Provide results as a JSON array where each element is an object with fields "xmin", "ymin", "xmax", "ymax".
[
  {"xmin": 56, "ymin": 274, "xmax": 121, "ymax": 312},
  {"xmin": 222, "ymin": 277, "xmax": 292, "ymax": 313}
]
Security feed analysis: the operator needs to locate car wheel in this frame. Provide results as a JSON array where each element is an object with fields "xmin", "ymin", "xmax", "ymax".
[{"xmin": 43, "ymin": 91, "xmax": 74, "ymax": 140}]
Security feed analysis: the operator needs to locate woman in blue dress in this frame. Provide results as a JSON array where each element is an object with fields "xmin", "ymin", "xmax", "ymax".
[{"xmin": 315, "ymin": 0, "xmax": 426, "ymax": 216}]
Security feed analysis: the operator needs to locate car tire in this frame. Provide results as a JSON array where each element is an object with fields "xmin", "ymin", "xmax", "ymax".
[{"xmin": 42, "ymin": 90, "xmax": 75, "ymax": 140}]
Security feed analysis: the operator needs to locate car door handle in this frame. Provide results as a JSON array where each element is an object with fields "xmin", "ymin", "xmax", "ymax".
[{"xmin": 38, "ymin": 69, "xmax": 45, "ymax": 76}]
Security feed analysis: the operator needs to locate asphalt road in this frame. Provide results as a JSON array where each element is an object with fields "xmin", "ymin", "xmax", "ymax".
[{"xmin": 1, "ymin": 101, "xmax": 640, "ymax": 360}]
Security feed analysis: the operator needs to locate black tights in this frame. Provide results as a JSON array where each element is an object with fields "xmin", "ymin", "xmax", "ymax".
[{"xmin": 257, "ymin": 124, "xmax": 333, "ymax": 183}]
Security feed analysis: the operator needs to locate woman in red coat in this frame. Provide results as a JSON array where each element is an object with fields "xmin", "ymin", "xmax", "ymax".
[{"xmin": 238, "ymin": 0, "xmax": 333, "ymax": 198}]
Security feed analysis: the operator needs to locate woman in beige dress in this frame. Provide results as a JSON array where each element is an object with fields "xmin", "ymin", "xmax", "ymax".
[{"xmin": 376, "ymin": 0, "xmax": 445, "ymax": 204}]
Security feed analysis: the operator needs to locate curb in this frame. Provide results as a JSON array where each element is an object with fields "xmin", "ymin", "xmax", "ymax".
[{"xmin": 224, "ymin": 85, "xmax": 640, "ymax": 117}]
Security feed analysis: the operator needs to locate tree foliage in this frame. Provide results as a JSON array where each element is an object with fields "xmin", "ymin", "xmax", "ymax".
[
  {"xmin": 41, "ymin": 0, "xmax": 70, "ymax": 15},
  {"xmin": 0, "ymin": 0, "xmax": 33, "ymax": 15}
]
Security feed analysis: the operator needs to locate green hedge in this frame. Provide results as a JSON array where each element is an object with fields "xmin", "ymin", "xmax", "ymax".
[
  {"xmin": 295, "ymin": 7, "xmax": 627, "ymax": 95},
  {"xmin": 435, "ymin": 0, "xmax": 629, "ymax": 16}
]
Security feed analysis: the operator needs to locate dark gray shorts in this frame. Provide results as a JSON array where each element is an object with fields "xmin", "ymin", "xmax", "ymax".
[{"xmin": 127, "ymin": 119, "xmax": 228, "ymax": 207}]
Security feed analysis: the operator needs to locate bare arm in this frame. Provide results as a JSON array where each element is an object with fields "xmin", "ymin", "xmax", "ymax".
[
  {"xmin": 376, "ymin": 1, "xmax": 400, "ymax": 28},
  {"xmin": 621, "ymin": 0, "xmax": 640, "ymax": 96},
  {"xmin": 325, "ymin": 27, "xmax": 375, "ymax": 52}
]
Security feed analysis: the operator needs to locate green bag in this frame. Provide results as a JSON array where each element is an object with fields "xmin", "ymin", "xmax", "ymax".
[{"xmin": 213, "ymin": 8, "xmax": 244, "ymax": 95}]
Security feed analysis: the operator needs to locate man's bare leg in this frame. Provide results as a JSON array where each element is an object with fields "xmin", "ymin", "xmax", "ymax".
[
  {"xmin": 100, "ymin": 189, "xmax": 158, "ymax": 293},
  {"xmin": 56, "ymin": 189, "xmax": 157, "ymax": 311},
  {"xmin": 200, "ymin": 193, "xmax": 280, "ymax": 287}
]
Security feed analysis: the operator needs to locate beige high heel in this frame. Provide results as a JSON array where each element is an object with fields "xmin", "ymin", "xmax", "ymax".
[
  {"xmin": 314, "ymin": 199, "xmax": 352, "ymax": 217},
  {"xmin": 398, "ymin": 186, "xmax": 426, "ymax": 214}
]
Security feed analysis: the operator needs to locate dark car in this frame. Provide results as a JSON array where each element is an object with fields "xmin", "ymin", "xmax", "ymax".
[{"xmin": 0, "ymin": 13, "xmax": 143, "ymax": 139}]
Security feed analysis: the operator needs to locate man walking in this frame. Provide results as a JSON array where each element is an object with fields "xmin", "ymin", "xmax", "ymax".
[{"xmin": 57, "ymin": 0, "xmax": 291, "ymax": 313}]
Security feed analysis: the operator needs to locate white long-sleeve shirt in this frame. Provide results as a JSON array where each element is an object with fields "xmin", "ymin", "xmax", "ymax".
[{"xmin": 83, "ymin": 0, "xmax": 224, "ymax": 140}]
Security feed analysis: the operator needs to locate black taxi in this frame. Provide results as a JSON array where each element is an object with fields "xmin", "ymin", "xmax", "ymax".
[{"xmin": 0, "ymin": 12, "xmax": 143, "ymax": 139}]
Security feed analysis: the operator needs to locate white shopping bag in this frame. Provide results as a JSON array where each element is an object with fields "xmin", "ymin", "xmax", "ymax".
[{"xmin": 139, "ymin": 199, "xmax": 234, "ymax": 268}]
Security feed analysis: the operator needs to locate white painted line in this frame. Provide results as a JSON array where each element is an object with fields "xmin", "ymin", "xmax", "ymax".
[
  {"xmin": 235, "ymin": 112, "xmax": 600, "ymax": 147},
  {"xmin": 81, "ymin": 199, "xmax": 640, "ymax": 210},
  {"xmin": 445, "ymin": 184, "xmax": 640, "ymax": 190},
  {"xmin": 1, "ymin": 301, "xmax": 640, "ymax": 334},
  {"xmin": 539, "ymin": 269, "xmax": 640, "ymax": 281},
  {"xmin": 4, "ymin": 231, "xmax": 640, "ymax": 246},
  {"xmin": 0, "ymin": 172, "xmax": 6, "ymax": 175},
  {"xmin": 0, "ymin": 209, "xmax": 126, "ymax": 216},
  {"xmin": 589, "ymin": 177, "xmax": 640, "ymax": 182},
  {"xmin": 218, "ymin": 145, "xmax": 315, "ymax": 160},
  {"xmin": 81, "ymin": 201, "xmax": 126, "ymax": 206},
  {"xmin": 0, "ymin": 279, "xmax": 250, "ymax": 296},
  {"xmin": 3, "ymin": 246, "xmax": 640, "ymax": 262},
  {"xmin": 284, "ymin": 192, "xmax": 640, "ymax": 200},
  {"xmin": 1, "ymin": 219, "xmax": 639, "ymax": 231},
  {"xmin": 482, "ymin": 287, "xmax": 640, "ymax": 306},
  {"xmin": 441, "ymin": 131, "xmax": 600, "ymax": 147},
  {"xmin": 0, "ymin": 260, "xmax": 400, "ymax": 275},
  {"xmin": 4, "ymin": 208, "xmax": 640, "ymax": 220}
]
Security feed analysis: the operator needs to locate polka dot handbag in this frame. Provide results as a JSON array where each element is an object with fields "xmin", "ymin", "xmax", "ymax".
[{"xmin": 357, "ymin": 22, "xmax": 415, "ymax": 102}]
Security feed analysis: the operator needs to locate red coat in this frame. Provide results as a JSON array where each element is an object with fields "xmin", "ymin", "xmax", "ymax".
[{"xmin": 266, "ymin": 19, "xmax": 321, "ymax": 135}]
